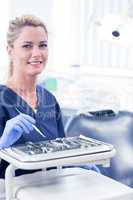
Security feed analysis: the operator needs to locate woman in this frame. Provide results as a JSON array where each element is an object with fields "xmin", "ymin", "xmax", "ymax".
[{"xmin": 0, "ymin": 15, "xmax": 99, "ymax": 178}]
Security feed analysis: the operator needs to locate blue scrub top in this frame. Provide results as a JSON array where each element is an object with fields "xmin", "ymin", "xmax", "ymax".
[{"xmin": 0, "ymin": 84, "xmax": 65, "ymax": 178}]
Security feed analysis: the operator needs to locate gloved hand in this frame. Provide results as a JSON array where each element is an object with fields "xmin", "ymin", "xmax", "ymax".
[{"xmin": 0, "ymin": 114, "xmax": 35, "ymax": 149}]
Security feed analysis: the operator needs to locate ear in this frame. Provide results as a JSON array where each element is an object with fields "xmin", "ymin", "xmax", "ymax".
[{"xmin": 7, "ymin": 46, "xmax": 13, "ymax": 57}]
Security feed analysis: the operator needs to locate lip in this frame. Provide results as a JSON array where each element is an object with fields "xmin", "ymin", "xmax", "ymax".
[{"xmin": 27, "ymin": 61, "xmax": 43, "ymax": 64}]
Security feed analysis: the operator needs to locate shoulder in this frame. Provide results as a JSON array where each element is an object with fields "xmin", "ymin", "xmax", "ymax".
[
  {"xmin": 0, "ymin": 85, "xmax": 9, "ymax": 112},
  {"xmin": 37, "ymin": 84, "xmax": 55, "ymax": 98},
  {"xmin": 37, "ymin": 84, "xmax": 58, "ymax": 104},
  {"xmin": 0, "ymin": 85, "xmax": 12, "ymax": 96},
  {"xmin": 0, "ymin": 84, "xmax": 7, "ymax": 92},
  {"xmin": 0, "ymin": 84, "xmax": 16, "ymax": 103},
  {"xmin": 0, "ymin": 84, "xmax": 9, "ymax": 101}
]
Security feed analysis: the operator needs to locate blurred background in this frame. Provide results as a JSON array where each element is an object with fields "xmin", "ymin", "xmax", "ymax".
[{"xmin": 1, "ymin": 0, "xmax": 133, "ymax": 112}]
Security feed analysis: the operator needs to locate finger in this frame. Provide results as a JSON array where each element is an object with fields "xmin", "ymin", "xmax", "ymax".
[
  {"xmin": 19, "ymin": 114, "xmax": 36, "ymax": 124},
  {"xmin": 18, "ymin": 117, "xmax": 34, "ymax": 132},
  {"xmin": 14, "ymin": 125, "xmax": 23, "ymax": 133},
  {"xmin": 8, "ymin": 125, "xmax": 23, "ymax": 143},
  {"xmin": 14, "ymin": 126, "xmax": 24, "ymax": 137},
  {"xmin": 16, "ymin": 121, "xmax": 31, "ymax": 134}
]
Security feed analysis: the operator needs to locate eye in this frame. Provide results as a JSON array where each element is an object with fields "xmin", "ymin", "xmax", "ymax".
[
  {"xmin": 39, "ymin": 43, "xmax": 48, "ymax": 49},
  {"xmin": 22, "ymin": 44, "xmax": 32, "ymax": 49}
]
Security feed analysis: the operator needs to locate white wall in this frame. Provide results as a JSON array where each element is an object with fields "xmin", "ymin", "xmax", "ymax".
[{"xmin": 0, "ymin": 0, "xmax": 9, "ymax": 83}]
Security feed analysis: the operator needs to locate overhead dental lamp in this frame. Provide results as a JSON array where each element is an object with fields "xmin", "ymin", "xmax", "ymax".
[{"xmin": 97, "ymin": 14, "xmax": 133, "ymax": 47}]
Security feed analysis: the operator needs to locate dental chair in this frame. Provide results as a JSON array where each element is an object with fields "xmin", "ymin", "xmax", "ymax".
[{"xmin": 65, "ymin": 110, "xmax": 133, "ymax": 188}]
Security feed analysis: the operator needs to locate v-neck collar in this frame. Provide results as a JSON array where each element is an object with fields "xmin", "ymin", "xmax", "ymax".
[{"xmin": 0, "ymin": 85, "xmax": 40, "ymax": 116}]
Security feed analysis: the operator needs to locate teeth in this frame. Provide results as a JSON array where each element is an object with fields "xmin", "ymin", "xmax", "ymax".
[{"xmin": 28, "ymin": 61, "xmax": 42, "ymax": 64}]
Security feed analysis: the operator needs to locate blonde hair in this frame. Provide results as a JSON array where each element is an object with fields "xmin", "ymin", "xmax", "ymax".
[{"xmin": 7, "ymin": 15, "xmax": 48, "ymax": 76}]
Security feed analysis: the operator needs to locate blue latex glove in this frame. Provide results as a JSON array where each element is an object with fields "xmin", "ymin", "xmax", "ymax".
[{"xmin": 0, "ymin": 114, "xmax": 35, "ymax": 149}]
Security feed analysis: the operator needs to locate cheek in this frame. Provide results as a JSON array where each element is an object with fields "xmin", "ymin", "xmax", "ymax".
[
  {"xmin": 45, "ymin": 54, "xmax": 48, "ymax": 60},
  {"xmin": 45, "ymin": 51, "xmax": 48, "ymax": 60},
  {"xmin": 17, "ymin": 54, "xmax": 29, "ymax": 65},
  {"xmin": 12, "ymin": 55, "xmax": 19, "ymax": 64}
]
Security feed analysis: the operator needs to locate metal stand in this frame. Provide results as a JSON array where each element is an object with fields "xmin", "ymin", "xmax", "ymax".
[{"xmin": 5, "ymin": 164, "xmax": 16, "ymax": 200}]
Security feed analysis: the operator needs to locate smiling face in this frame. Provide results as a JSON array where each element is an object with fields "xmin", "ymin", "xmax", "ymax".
[{"xmin": 7, "ymin": 26, "xmax": 48, "ymax": 77}]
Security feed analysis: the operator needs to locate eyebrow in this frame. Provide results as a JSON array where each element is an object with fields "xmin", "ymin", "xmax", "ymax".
[
  {"xmin": 40, "ymin": 41, "xmax": 48, "ymax": 43},
  {"xmin": 23, "ymin": 40, "xmax": 48, "ymax": 44}
]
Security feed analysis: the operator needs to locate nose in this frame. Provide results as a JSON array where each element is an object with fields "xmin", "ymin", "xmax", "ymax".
[{"xmin": 31, "ymin": 46, "xmax": 42, "ymax": 57}]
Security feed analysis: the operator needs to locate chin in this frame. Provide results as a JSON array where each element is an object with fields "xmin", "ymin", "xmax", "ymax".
[
  {"xmin": 31, "ymin": 68, "xmax": 45, "ymax": 75},
  {"xmin": 29, "ymin": 70, "xmax": 43, "ymax": 76},
  {"xmin": 29, "ymin": 66, "xmax": 45, "ymax": 75}
]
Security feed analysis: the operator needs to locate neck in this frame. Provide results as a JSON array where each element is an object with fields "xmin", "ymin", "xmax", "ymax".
[
  {"xmin": 6, "ymin": 75, "xmax": 38, "ymax": 109},
  {"xmin": 6, "ymin": 74, "xmax": 37, "ymax": 93}
]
